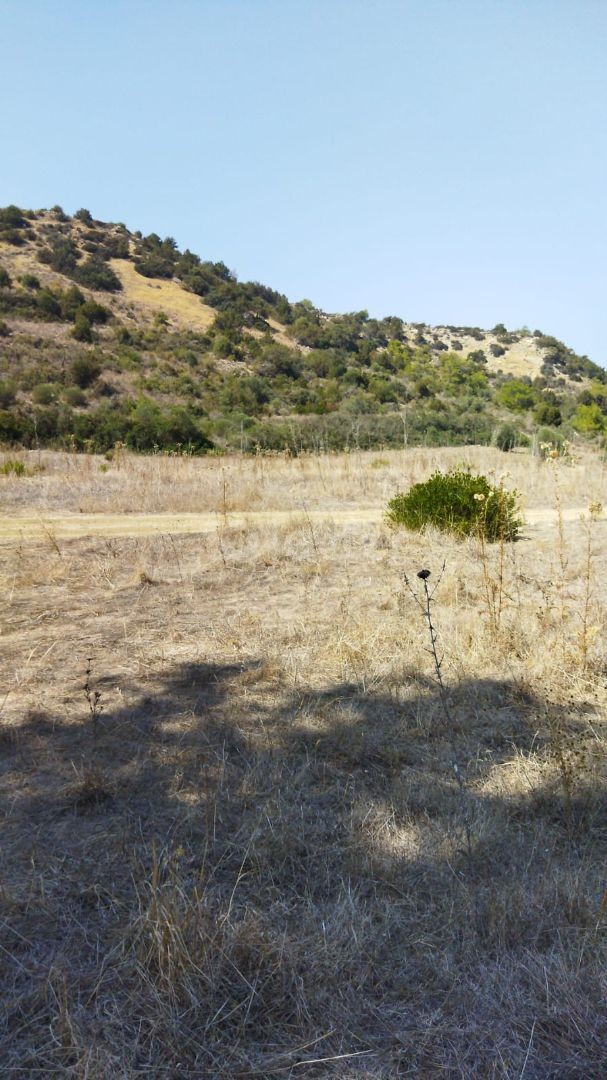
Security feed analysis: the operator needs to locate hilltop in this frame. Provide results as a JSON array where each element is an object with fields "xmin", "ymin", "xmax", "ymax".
[{"xmin": 1, "ymin": 204, "xmax": 606, "ymax": 453}]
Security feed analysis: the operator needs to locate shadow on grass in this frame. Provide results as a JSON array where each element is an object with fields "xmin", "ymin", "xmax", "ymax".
[{"xmin": 1, "ymin": 660, "xmax": 606, "ymax": 1075}]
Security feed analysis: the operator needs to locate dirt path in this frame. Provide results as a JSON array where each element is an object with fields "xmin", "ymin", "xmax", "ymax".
[{"xmin": 0, "ymin": 506, "xmax": 603, "ymax": 542}]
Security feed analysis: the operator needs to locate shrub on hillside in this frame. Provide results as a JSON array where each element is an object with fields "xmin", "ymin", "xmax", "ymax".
[
  {"xmin": 79, "ymin": 299, "xmax": 109, "ymax": 324},
  {"xmin": 20, "ymin": 273, "xmax": 40, "ymax": 290},
  {"xmin": 0, "ymin": 267, "xmax": 12, "ymax": 288},
  {"xmin": 72, "ymin": 312, "xmax": 93, "ymax": 342},
  {"xmin": 60, "ymin": 285, "xmax": 86, "ymax": 320},
  {"xmin": 386, "ymin": 469, "xmax": 522, "ymax": 541},
  {"xmin": 73, "ymin": 257, "xmax": 122, "ymax": 292},
  {"xmin": 36, "ymin": 289, "xmax": 62, "ymax": 318},
  {"xmin": 0, "ymin": 205, "xmax": 30, "ymax": 245},
  {"xmin": 570, "ymin": 403, "xmax": 605, "ymax": 435},
  {"xmin": 39, "ymin": 237, "xmax": 80, "ymax": 274},
  {"xmin": 63, "ymin": 385, "xmax": 87, "ymax": 407},
  {"xmin": 534, "ymin": 401, "xmax": 562, "ymax": 427},
  {"xmin": 0, "ymin": 205, "xmax": 27, "ymax": 228},
  {"xmin": 70, "ymin": 355, "xmax": 100, "ymax": 387},
  {"xmin": 32, "ymin": 383, "xmax": 58, "ymax": 405},
  {"xmin": 0, "ymin": 380, "xmax": 16, "ymax": 407},
  {"xmin": 496, "ymin": 379, "xmax": 536, "ymax": 411}
]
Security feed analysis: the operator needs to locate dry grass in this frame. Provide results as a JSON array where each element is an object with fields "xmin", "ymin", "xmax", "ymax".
[
  {"xmin": 108, "ymin": 258, "xmax": 216, "ymax": 331},
  {"xmin": 1, "ymin": 447, "xmax": 607, "ymax": 1076},
  {"xmin": 1, "ymin": 444, "xmax": 606, "ymax": 517}
]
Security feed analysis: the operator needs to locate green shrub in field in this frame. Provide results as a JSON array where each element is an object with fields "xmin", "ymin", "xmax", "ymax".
[
  {"xmin": 0, "ymin": 459, "xmax": 27, "ymax": 476},
  {"xmin": 386, "ymin": 468, "xmax": 522, "ymax": 541}
]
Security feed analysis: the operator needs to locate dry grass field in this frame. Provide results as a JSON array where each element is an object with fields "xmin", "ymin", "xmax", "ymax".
[{"xmin": 1, "ymin": 445, "xmax": 607, "ymax": 1077}]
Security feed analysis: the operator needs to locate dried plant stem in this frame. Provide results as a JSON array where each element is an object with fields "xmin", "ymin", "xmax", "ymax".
[
  {"xmin": 404, "ymin": 564, "xmax": 472, "ymax": 856},
  {"xmin": 552, "ymin": 468, "xmax": 568, "ymax": 637},
  {"xmin": 578, "ymin": 509, "xmax": 598, "ymax": 670},
  {"xmin": 477, "ymin": 487, "xmax": 510, "ymax": 633},
  {"xmin": 84, "ymin": 656, "xmax": 103, "ymax": 750}
]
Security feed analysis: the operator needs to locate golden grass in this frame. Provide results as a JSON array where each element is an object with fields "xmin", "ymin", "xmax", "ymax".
[
  {"xmin": 109, "ymin": 258, "xmax": 216, "ymax": 331},
  {"xmin": 0, "ymin": 241, "xmax": 68, "ymax": 291},
  {"xmin": 1, "ymin": 447, "xmax": 606, "ymax": 1075}
]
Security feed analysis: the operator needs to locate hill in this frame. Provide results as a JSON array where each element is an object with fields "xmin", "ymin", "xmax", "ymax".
[{"xmin": 1, "ymin": 203, "xmax": 606, "ymax": 453}]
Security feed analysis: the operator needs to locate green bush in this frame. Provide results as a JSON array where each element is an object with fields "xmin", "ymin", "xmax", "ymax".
[
  {"xmin": 0, "ymin": 267, "xmax": 11, "ymax": 288},
  {"xmin": 73, "ymin": 257, "xmax": 122, "ymax": 292},
  {"xmin": 534, "ymin": 401, "xmax": 562, "ymax": 427},
  {"xmin": 70, "ymin": 355, "xmax": 100, "ymax": 387},
  {"xmin": 32, "ymin": 383, "xmax": 58, "ymax": 405},
  {"xmin": 72, "ymin": 312, "xmax": 93, "ymax": 342},
  {"xmin": 494, "ymin": 422, "xmax": 519, "ymax": 452},
  {"xmin": 0, "ymin": 380, "xmax": 16, "ymax": 407},
  {"xmin": 39, "ymin": 237, "xmax": 79, "ymax": 274},
  {"xmin": 496, "ymin": 379, "xmax": 536, "ymax": 411},
  {"xmin": 386, "ymin": 468, "xmax": 522, "ymax": 541},
  {"xmin": 36, "ymin": 289, "xmax": 62, "ymax": 318},
  {"xmin": 63, "ymin": 386, "xmax": 87, "ymax": 407},
  {"xmin": 20, "ymin": 273, "xmax": 40, "ymax": 290}
]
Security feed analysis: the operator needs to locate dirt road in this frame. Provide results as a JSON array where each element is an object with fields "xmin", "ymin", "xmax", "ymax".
[{"xmin": 0, "ymin": 506, "xmax": 603, "ymax": 542}]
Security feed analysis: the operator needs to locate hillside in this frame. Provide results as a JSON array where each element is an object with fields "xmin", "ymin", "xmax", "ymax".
[{"xmin": 1, "ymin": 203, "xmax": 606, "ymax": 453}]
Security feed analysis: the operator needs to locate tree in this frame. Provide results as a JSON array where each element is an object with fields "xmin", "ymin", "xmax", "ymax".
[
  {"xmin": 571, "ymin": 403, "xmax": 605, "ymax": 434},
  {"xmin": 534, "ymin": 402, "xmax": 562, "ymax": 427},
  {"xmin": 495, "ymin": 379, "xmax": 536, "ymax": 412}
]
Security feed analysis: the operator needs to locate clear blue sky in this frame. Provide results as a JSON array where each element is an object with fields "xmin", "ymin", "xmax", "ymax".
[{"xmin": 2, "ymin": 0, "xmax": 606, "ymax": 364}]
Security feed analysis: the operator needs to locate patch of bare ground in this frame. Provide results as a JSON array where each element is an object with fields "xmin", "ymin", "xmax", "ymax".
[{"xmin": 1, "ymin": 448, "xmax": 606, "ymax": 1076}]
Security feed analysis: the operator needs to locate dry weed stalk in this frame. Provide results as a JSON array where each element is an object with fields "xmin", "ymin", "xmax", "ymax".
[
  {"xmin": 551, "ymin": 462, "xmax": 569, "ymax": 639},
  {"xmin": 403, "ymin": 563, "xmax": 472, "ymax": 856},
  {"xmin": 84, "ymin": 656, "xmax": 103, "ymax": 750},
  {"xmin": 577, "ymin": 501, "xmax": 602, "ymax": 670},
  {"xmin": 476, "ymin": 473, "xmax": 514, "ymax": 634}
]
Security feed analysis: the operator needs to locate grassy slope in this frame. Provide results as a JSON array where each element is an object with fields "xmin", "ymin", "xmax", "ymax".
[{"xmin": 108, "ymin": 257, "xmax": 216, "ymax": 332}]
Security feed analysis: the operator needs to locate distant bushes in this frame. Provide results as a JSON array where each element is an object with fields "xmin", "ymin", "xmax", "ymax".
[{"xmin": 0, "ymin": 398, "xmax": 214, "ymax": 453}]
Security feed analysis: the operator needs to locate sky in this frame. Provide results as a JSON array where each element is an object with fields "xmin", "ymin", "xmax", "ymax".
[{"xmin": 1, "ymin": 0, "xmax": 606, "ymax": 365}]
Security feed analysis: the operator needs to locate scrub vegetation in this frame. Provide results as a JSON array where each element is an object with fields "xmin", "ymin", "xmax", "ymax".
[{"xmin": 1, "ymin": 205, "xmax": 607, "ymax": 457}]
